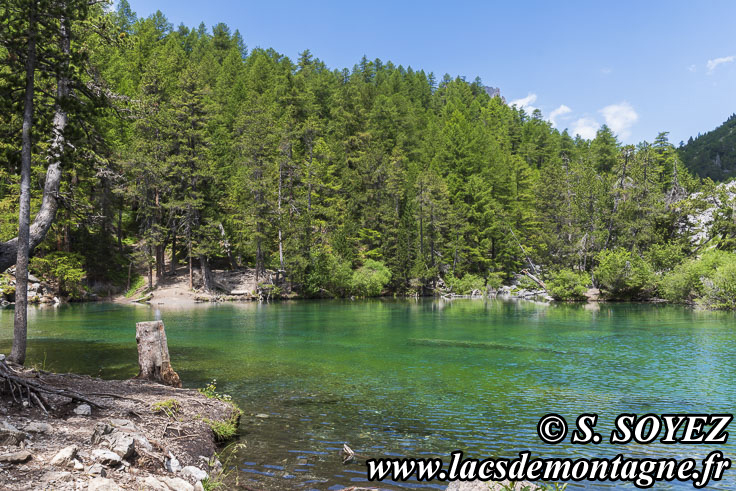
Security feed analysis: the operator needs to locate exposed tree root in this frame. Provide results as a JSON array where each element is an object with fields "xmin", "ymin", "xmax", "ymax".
[{"xmin": 0, "ymin": 354, "xmax": 104, "ymax": 412}]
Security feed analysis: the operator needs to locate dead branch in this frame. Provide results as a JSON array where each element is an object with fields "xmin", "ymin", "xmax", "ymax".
[{"xmin": 0, "ymin": 354, "xmax": 103, "ymax": 410}]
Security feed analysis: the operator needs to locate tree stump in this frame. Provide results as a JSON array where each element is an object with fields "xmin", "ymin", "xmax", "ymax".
[{"xmin": 135, "ymin": 321, "xmax": 181, "ymax": 388}]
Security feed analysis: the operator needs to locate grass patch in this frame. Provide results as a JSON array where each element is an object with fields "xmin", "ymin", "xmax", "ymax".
[
  {"xmin": 124, "ymin": 274, "xmax": 146, "ymax": 298},
  {"xmin": 151, "ymin": 398, "xmax": 180, "ymax": 419},
  {"xmin": 201, "ymin": 442, "xmax": 246, "ymax": 490},
  {"xmin": 198, "ymin": 379, "xmax": 242, "ymax": 442},
  {"xmin": 204, "ymin": 416, "xmax": 239, "ymax": 441}
]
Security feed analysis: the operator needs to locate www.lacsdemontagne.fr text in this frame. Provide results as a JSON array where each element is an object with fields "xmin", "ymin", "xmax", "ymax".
[{"xmin": 366, "ymin": 450, "xmax": 731, "ymax": 488}]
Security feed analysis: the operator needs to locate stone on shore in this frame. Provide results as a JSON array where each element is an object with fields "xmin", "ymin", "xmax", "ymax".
[
  {"xmin": 181, "ymin": 465, "xmax": 208, "ymax": 483},
  {"xmin": 0, "ymin": 450, "xmax": 32, "ymax": 464},
  {"xmin": 50, "ymin": 445, "xmax": 78, "ymax": 467},
  {"xmin": 88, "ymin": 477, "xmax": 123, "ymax": 491}
]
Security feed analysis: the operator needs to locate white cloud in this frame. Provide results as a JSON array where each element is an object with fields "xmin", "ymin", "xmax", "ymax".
[
  {"xmin": 688, "ymin": 64, "xmax": 697, "ymax": 73},
  {"xmin": 707, "ymin": 55, "xmax": 735, "ymax": 73},
  {"xmin": 549, "ymin": 104, "xmax": 572, "ymax": 127},
  {"xmin": 572, "ymin": 117, "xmax": 599, "ymax": 140},
  {"xmin": 509, "ymin": 93, "xmax": 538, "ymax": 113},
  {"xmin": 600, "ymin": 102, "xmax": 638, "ymax": 139}
]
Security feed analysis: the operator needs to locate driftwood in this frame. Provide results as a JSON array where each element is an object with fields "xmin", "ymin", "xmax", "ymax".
[
  {"xmin": 131, "ymin": 291, "xmax": 153, "ymax": 303},
  {"xmin": 0, "ymin": 354, "xmax": 102, "ymax": 414},
  {"xmin": 521, "ymin": 268, "xmax": 547, "ymax": 291},
  {"xmin": 135, "ymin": 321, "xmax": 182, "ymax": 388}
]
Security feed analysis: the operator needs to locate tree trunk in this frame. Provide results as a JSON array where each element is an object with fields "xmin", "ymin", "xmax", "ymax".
[
  {"xmin": 199, "ymin": 255, "xmax": 214, "ymax": 291},
  {"xmin": 10, "ymin": 5, "xmax": 37, "ymax": 365},
  {"xmin": 218, "ymin": 222, "xmax": 235, "ymax": 270},
  {"xmin": 135, "ymin": 321, "xmax": 181, "ymax": 388},
  {"xmin": 169, "ymin": 227, "xmax": 177, "ymax": 274}
]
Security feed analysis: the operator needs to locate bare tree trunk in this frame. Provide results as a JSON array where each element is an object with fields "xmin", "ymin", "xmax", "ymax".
[
  {"xmin": 135, "ymin": 321, "xmax": 181, "ymax": 388},
  {"xmin": 187, "ymin": 231, "xmax": 193, "ymax": 290},
  {"xmin": 278, "ymin": 159, "xmax": 284, "ymax": 272},
  {"xmin": 10, "ymin": 5, "xmax": 37, "ymax": 365},
  {"xmin": 169, "ymin": 226, "xmax": 177, "ymax": 274},
  {"xmin": 199, "ymin": 255, "xmax": 214, "ymax": 291},
  {"xmin": 218, "ymin": 222, "xmax": 235, "ymax": 270}
]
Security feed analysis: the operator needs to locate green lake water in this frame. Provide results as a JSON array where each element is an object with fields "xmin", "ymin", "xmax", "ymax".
[{"xmin": 1, "ymin": 299, "xmax": 735, "ymax": 489}]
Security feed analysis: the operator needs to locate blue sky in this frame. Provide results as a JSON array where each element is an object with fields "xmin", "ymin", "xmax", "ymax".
[{"xmin": 126, "ymin": 0, "xmax": 736, "ymax": 145}]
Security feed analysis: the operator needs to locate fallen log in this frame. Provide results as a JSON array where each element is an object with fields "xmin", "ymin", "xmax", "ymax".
[{"xmin": 521, "ymin": 268, "xmax": 547, "ymax": 291}]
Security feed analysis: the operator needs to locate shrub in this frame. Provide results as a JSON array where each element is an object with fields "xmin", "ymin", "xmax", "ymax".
[
  {"xmin": 486, "ymin": 272, "xmax": 504, "ymax": 290},
  {"xmin": 30, "ymin": 251, "xmax": 86, "ymax": 299},
  {"xmin": 699, "ymin": 257, "xmax": 736, "ymax": 310},
  {"xmin": 594, "ymin": 248, "xmax": 655, "ymax": 299},
  {"xmin": 546, "ymin": 270, "xmax": 589, "ymax": 301},
  {"xmin": 305, "ymin": 249, "xmax": 352, "ymax": 297},
  {"xmin": 447, "ymin": 273, "xmax": 485, "ymax": 294},
  {"xmin": 659, "ymin": 250, "xmax": 730, "ymax": 303},
  {"xmin": 350, "ymin": 259, "xmax": 391, "ymax": 297},
  {"xmin": 644, "ymin": 242, "xmax": 686, "ymax": 274},
  {"xmin": 124, "ymin": 274, "xmax": 146, "ymax": 298}
]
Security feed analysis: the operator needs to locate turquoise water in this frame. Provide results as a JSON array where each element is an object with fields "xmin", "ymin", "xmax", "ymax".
[{"xmin": 1, "ymin": 299, "xmax": 735, "ymax": 489}]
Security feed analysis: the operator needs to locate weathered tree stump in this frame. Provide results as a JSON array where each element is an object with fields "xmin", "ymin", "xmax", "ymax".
[{"xmin": 135, "ymin": 321, "xmax": 181, "ymax": 388}]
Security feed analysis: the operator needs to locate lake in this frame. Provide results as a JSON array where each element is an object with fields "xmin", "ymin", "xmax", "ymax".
[{"xmin": 1, "ymin": 299, "xmax": 735, "ymax": 489}]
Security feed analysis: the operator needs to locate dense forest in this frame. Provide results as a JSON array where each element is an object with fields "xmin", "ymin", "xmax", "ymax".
[
  {"xmin": 679, "ymin": 113, "xmax": 736, "ymax": 181},
  {"xmin": 1, "ymin": 1, "xmax": 736, "ymax": 311}
]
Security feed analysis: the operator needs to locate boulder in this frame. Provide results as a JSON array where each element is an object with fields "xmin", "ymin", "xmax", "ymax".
[
  {"xmin": 0, "ymin": 426, "xmax": 25, "ymax": 446},
  {"xmin": 50, "ymin": 445, "xmax": 78, "ymax": 467},
  {"xmin": 105, "ymin": 432, "xmax": 135, "ymax": 459},
  {"xmin": 91, "ymin": 422, "xmax": 113, "ymax": 444},
  {"xmin": 24, "ymin": 421, "xmax": 52, "ymax": 434},
  {"xmin": 91, "ymin": 448, "xmax": 122, "ymax": 466},
  {"xmin": 144, "ymin": 476, "xmax": 194, "ymax": 491},
  {"xmin": 0, "ymin": 450, "xmax": 32, "ymax": 464},
  {"xmin": 86, "ymin": 463, "xmax": 106, "ymax": 477},
  {"xmin": 165, "ymin": 451, "xmax": 181, "ymax": 473},
  {"xmin": 74, "ymin": 403, "xmax": 92, "ymax": 416},
  {"xmin": 181, "ymin": 465, "xmax": 208, "ymax": 483},
  {"xmin": 87, "ymin": 477, "xmax": 123, "ymax": 491}
]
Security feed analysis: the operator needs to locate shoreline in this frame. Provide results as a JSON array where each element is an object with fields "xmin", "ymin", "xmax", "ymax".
[{"xmin": 0, "ymin": 366, "xmax": 240, "ymax": 490}]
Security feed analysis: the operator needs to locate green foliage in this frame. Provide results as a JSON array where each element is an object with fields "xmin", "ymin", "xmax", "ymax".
[
  {"xmin": 151, "ymin": 398, "xmax": 180, "ymax": 418},
  {"xmin": 198, "ymin": 379, "xmax": 242, "ymax": 441},
  {"xmin": 700, "ymin": 258, "xmax": 736, "ymax": 310},
  {"xmin": 546, "ymin": 269, "xmax": 589, "ymax": 301},
  {"xmin": 0, "ymin": 273, "xmax": 15, "ymax": 300},
  {"xmin": 679, "ymin": 113, "xmax": 736, "ymax": 181},
  {"xmin": 594, "ymin": 248, "xmax": 655, "ymax": 299},
  {"xmin": 4, "ymin": 1, "xmax": 735, "ymax": 309},
  {"xmin": 350, "ymin": 259, "xmax": 392, "ymax": 297},
  {"xmin": 660, "ymin": 250, "xmax": 731, "ymax": 303},
  {"xmin": 304, "ymin": 249, "xmax": 353, "ymax": 297},
  {"xmin": 198, "ymin": 379, "xmax": 233, "ymax": 402},
  {"xmin": 446, "ymin": 273, "xmax": 485, "ymax": 294},
  {"xmin": 204, "ymin": 417, "xmax": 239, "ymax": 441},
  {"xmin": 30, "ymin": 252, "xmax": 85, "ymax": 299},
  {"xmin": 124, "ymin": 275, "xmax": 146, "ymax": 298}
]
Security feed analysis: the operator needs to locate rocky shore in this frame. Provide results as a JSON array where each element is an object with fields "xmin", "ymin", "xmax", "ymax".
[{"xmin": 0, "ymin": 367, "xmax": 240, "ymax": 490}]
